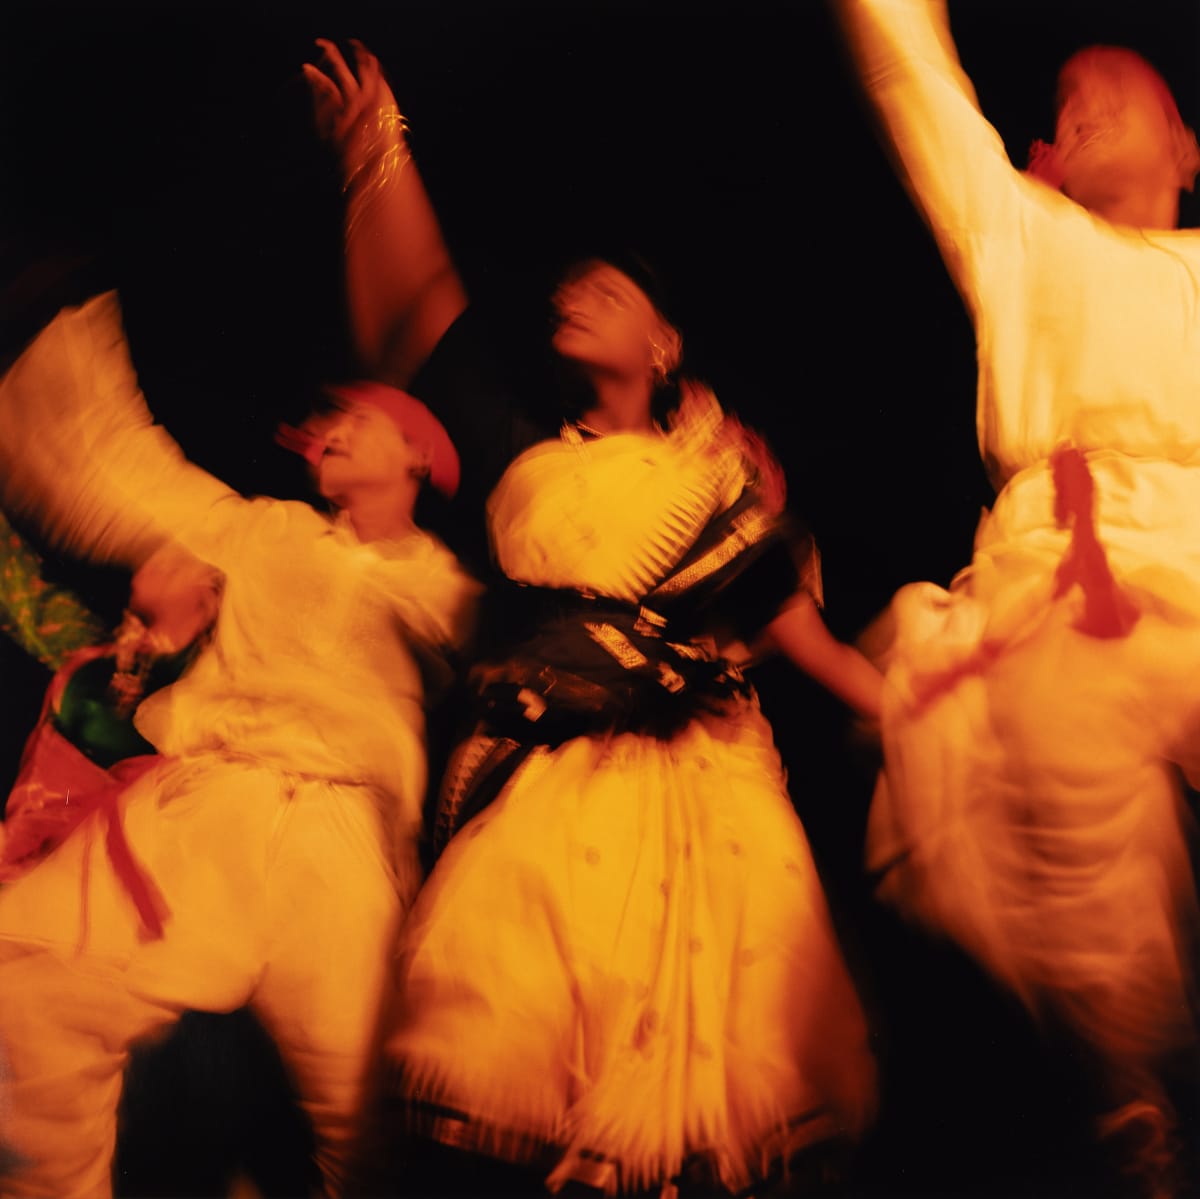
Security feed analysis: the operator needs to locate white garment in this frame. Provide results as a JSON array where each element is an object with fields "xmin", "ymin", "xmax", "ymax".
[
  {"xmin": 387, "ymin": 396, "xmax": 877, "ymax": 1194},
  {"xmin": 839, "ymin": 0, "xmax": 1200, "ymax": 1149},
  {"xmin": 0, "ymin": 294, "xmax": 479, "ymax": 1197}
]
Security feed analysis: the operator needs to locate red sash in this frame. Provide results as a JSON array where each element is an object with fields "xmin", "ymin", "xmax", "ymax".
[{"xmin": 2, "ymin": 644, "xmax": 169, "ymax": 938}]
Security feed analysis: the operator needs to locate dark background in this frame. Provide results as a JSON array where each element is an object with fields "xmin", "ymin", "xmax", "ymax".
[
  {"xmin": 1, "ymin": 2, "xmax": 1198, "ymax": 1196},
  {"xmin": 4, "ymin": 0, "xmax": 1197, "ymax": 634}
]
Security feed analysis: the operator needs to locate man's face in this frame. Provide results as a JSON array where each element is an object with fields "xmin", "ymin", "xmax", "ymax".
[
  {"xmin": 316, "ymin": 401, "xmax": 427, "ymax": 503},
  {"xmin": 1055, "ymin": 54, "xmax": 1181, "ymax": 210}
]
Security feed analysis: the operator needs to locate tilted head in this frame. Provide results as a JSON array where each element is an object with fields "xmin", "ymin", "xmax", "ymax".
[
  {"xmin": 320, "ymin": 381, "xmax": 460, "ymax": 499},
  {"xmin": 550, "ymin": 256, "xmax": 683, "ymax": 426},
  {"xmin": 1035, "ymin": 44, "xmax": 1200, "ymax": 225},
  {"xmin": 278, "ymin": 381, "xmax": 460, "ymax": 512}
]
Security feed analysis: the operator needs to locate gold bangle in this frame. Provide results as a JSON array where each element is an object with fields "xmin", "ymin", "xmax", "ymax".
[
  {"xmin": 342, "ymin": 105, "xmax": 411, "ymax": 195},
  {"xmin": 342, "ymin": 107, "xmax": 413, "ymax": 239}
]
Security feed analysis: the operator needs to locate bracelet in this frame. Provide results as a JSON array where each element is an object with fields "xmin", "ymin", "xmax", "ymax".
[
  {"xmin": 343, "ymin": 107, "xmax": 413, "ymax": 240},
  {"xmin": 342, "ymin": 105, "xmax": 411, "ymax": 196}
]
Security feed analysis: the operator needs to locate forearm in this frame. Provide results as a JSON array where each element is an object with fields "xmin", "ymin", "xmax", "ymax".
[
  {"xmin": 343, "ymin": 129, "xmax": 467, "ymax": 385},
  {"xmin": 0, "ymin": 293, "xmax": 235, "ymax": 571},
  {"xmin": 326, "ymin": 51, "xmax": 467, "ymax": 387},
  {"xmin": 304, "ymin": 38, "xmax": 468, "ymax": 386},
  {"xmin": 833, "ymin": 0, "xmax": 1024, "ymax": 295},
  {"xmin": 764, "ymin": 591, "xmax": 883, "ymax": 722}
]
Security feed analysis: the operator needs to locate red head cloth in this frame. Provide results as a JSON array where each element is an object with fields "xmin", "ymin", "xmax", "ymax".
[{"xmin": 276, "ymin": 381, "xmax": 461, "ymax": 499}]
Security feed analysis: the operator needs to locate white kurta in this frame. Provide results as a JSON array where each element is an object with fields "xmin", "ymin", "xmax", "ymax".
[
  {"xmin": 0, "ymin": 293, "xmax": 479, "ymax": 1198},
  {"xmin": 839, "ymin": 0, "xmax": 1200, "ymax": 1135},
  {"xmin": 0, "ymin": 292, "xmax": 476, "ymax": 858},
  {"xmin": 386, "ymin": 397, "xmax": 877, "ymax": 1195}
]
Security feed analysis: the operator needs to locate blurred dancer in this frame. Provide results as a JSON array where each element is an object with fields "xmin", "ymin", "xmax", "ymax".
[
  {"xmin": 0, "ymin": 294, "xmax": 478, "ymax": 1198},
  {"xmin": 306, "ymin": 40, "xmax": 881, "ymax": 1197},
  {"xmin": 0, "ymin": 517, "xmax": 317, "ymax": 1197},
  {"xmin": 836, "ymin": 2, "xmax": 1200, "ymax": 1195}
]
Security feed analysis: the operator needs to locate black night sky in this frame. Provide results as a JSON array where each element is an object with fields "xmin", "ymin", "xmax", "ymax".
[
  {"xmin": 1, "ymin": 3, "xmax": 1198, "ymax": 1194},
  {"xmin": 4, "ymin": 1, "xmax": 1197, "ymax": 633},
  {"xmin": 4, "ymin": 0, "xmax": 1198, "ymax": 618}
]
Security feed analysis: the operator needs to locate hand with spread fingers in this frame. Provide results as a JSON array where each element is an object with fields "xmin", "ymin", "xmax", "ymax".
[{"xmin": 303, "ymin": 38, "xmax": 409, "ymax": 196}]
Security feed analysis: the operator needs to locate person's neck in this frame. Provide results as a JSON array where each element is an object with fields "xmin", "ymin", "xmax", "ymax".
[
  {"xmin": 341, "ymin": 487, "xmax": 420, "ymax": 544},
  {"xmin": 579, "ymin": 377, "xmax": 657, "ymax": 434},
  {"xmin": 1087, "ymin": 187, "xmax": 1180, "ymax": 231}
]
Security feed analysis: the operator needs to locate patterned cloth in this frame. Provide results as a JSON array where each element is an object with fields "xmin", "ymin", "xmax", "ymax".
[
  {"xmin": 0, "ymin": 509, "xmax": 103, "ymax": 671},
  {"xmin": 433, "ymin": 479, "xmax": 812, "ymax": 856}
]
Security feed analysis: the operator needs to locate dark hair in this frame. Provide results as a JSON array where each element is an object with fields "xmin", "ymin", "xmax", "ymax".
[
  {"xmin": 546, "ymin": 245, "xmax": 686, "ymax": 426},
  {"xmin": 556, "ymin": 245, "xmax": 682, "ymax": 329}
]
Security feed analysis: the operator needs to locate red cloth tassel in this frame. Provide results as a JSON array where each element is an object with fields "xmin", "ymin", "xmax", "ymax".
[
  {"xmin": 1050, "ymin": 445, "xmax": 1139, "ymax": 638},
  {"xmin": 101, "ymin": 757, "xmax": 170, "ymax": 940}
]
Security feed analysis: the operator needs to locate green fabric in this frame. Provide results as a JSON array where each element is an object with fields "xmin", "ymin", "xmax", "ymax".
[
  {"xmin": 54, "ymin": 656, "xmax": 155, "ymax": 768},
  {"xmin": 0, "ymin": 509, "xmax": 105, "ymax": 670},
  {"xmin": 54, "ymin": 650, "xmax": 194, "ymax": 769}
]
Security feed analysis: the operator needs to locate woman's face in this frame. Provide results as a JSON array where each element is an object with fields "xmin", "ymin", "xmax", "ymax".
[
  {"xmin": 551, "ymin": 263, "xmax": 673, "ymax": 383},
  {"xmin": 1054, "ymin": 50, "xmax": 1183, "ymax": 209}
]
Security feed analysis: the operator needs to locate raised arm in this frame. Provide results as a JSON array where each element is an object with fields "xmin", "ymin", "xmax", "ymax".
[
  {"xmin": 0, "ymin": 292, "xmax": 237, "ymax": 572},
  {"xmin": 303, "ymin": 38, "xmax": 468, "ymax": 388},
  {"xmin": 833, "ymin": 0, "xmax": 1033, "ymax": 304}
]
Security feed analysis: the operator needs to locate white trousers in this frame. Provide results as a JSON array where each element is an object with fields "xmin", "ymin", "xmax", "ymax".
[{"xmin": 0, "ymin": 757, "xmax": 404, "ymax": 1198}]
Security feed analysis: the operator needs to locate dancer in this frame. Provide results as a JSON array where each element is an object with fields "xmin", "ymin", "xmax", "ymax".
[
  {"xmin": 0, "ymin": 294, "xmax": 478, "ymax": 1198},
  {"xmin": 304, "ymin": 39, "xmax": 882, "ymax": 1196},
  {"xmin": 835, "ymin": 2, "xmax": 1200, "ymax": 1195},
  {"xmin": 0, "ymin": 517, "xmax": 318, "ymax": 1197}
]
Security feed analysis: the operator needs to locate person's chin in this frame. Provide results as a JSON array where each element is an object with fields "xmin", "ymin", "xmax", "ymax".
[
  {"xmin": 553, "ymin": 325, "xmax": 592, "ymax": 355},
  {"xmin": 317, "ymin": 462, "xmax": 349, "ymax": 502},
  {"xmin": 553, "ymin": 343, "xmax": 604, "ymax": 376}
]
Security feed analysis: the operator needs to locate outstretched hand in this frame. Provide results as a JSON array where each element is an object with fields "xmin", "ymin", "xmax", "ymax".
[
  {"xmin": 301, "ymin": 33, "xmax": 467, "ymax": 385},
  {"xmin": 302, "ymin": 38, "xmax": 402, "ymax": 162}
]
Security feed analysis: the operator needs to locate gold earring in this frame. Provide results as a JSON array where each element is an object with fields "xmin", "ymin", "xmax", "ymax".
[{"xmin": 649, "ymin": 337, "xmax": 668, "ymax": 382}]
